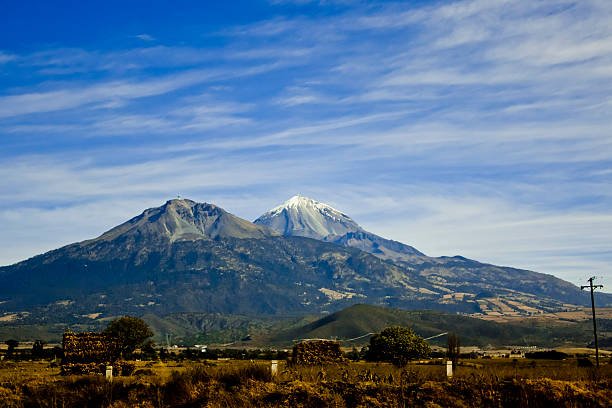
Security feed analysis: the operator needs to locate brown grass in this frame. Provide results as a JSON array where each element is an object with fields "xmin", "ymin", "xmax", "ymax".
[{"xmin": 0, "ymin": 358, "xmax": 610, "ymax": 407}]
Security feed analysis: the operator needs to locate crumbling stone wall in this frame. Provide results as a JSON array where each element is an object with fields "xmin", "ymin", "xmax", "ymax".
[
  {"xmin": 292, "ymin": 340, "xmax": 345, "ymax": 365},
  {"xmin": 61, "ymin": 331, "xmax": 120, "ymax": 375},
  {"xmin": 62, "ymin": 331, "xmax": 117, "ymax": 364}
]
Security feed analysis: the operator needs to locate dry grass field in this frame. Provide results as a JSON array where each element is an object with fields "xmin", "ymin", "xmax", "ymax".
[
  {"xmin": 0, "ymin": 357, "xmax": 611, "ymax": 407},
  {"xmin": 474, "ymin": 306, "xmax": 612, "ymax": 323}
]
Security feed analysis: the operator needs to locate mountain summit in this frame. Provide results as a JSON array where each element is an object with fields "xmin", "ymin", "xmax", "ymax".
[
  {"xmin": 255, "ymin": 195, "xmax": 424, "ymax": 261},
  {"xmin": 254, "ymin": 195, "xmax": 360, "ymax": 239},
  {"xmin": 96, "ymin": 198, "xmax": 274, "ymax": 243}
]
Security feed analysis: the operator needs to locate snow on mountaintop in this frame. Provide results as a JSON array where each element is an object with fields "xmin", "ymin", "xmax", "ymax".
[
  {"xmin": 268, "ymin": 195, "xmax": 348, "ymax": 220},
  {"xmin": 254, "ymin": 195, "xmax": 361, "ymax": 239},
  {"xmin": 255, "ymin": 195, "xmax": 426, "ymax": 260}
]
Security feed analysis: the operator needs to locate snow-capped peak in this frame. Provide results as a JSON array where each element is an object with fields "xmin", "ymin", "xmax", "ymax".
[
  {"xmin": 269, "ymin": 195, "xmax": 341, "ymax": 215},
  {"xmin": 254, "ymin": 195, "xmax": 361, "ymax": 239}
]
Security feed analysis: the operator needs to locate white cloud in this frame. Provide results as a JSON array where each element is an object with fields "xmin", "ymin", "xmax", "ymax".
[
  {"xmin": 0, "ymin": 59, "xmax": 289, "ymax": 119},
  {"xmin": 135, "ymin": 34, "xmax": 155, "ymax": 42},
  {"xmin": 0, "ymin": 71, "xmax": 212, "ymax": 118},
  {"xmin": 309, "ymin": 187, "xmax": 612, "ymax": 289},
  {"xmin": 0, "ymin": 51, "xmax": 16, "ymax": 64},
  {"xmin": 2, "ymin": 0, "xmax": 612, "ymax": 291}
]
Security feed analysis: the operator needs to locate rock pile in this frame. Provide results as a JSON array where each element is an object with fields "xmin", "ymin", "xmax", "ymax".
[
  {"xmin": 292, "ymin": 340, "xmax": 345, "ymax": 365},
  {"xmin": 61, "ymin": 331, "xmax": 118, "ymax": 375},
  {"xmin": 62, "ymin": 331, "xmax": 117, "ymax": 363}
]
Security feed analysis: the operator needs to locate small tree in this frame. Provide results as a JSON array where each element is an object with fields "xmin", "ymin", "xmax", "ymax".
[
  {"xmin": 5, "ymin": 339, "xmax": 19, "ymax": 358},
  {"xmin": 103, "ymin": 316, "xmax": 154, "ymax": 358},
  {"xmin": 141, "ymin": 339, "xmax": 157, "ymax": 360},
  {"xmin": 447, "ymin": 332, "xmax": 460, "ymax": 369},
  {"xmin": 32, "ymin": 340, "xmax": 46, "ymax": 359},
  {"xmin": 346, "ymin": 346, "xmax": 360, "ymax": 362},
  {"xmin": 365, "ymin": 326, "xmax": 431, "ymax": 367}
]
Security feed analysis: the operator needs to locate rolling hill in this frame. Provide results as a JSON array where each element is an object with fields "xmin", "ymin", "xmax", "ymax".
[{"xmin": 269, "ymin": 304, "xmax": 598, "ymax": 348}]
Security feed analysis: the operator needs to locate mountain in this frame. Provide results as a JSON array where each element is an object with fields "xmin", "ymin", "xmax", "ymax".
[
  {"xmin": 0, "ymin": 198, "xmax": 442, "ymax": 320},
  {"xmin": 0, "ymin": 197, "xmax": 609, "ymax": 332},
  {"xmin": 255, "ymin": 196, "xmax": 611, "ymax": 313},
  {"xmin": 254, "ymin": 195, "xmax": 424, "ymax": 262}
]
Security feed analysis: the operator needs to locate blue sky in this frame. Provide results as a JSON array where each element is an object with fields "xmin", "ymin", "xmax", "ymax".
[{"xmin": 1, "ymin": 0, "xmax": 611, "ymax": 290}]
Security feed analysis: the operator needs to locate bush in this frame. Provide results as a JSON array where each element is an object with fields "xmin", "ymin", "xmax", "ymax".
[
  {"xmin": 217, "ymin": 364, "xmax": 272, "ymax": 389},
  {"xmin": 164, "ymin": 365, "xmax": 213, "ymax": 406},
  {"xmin": 366, "ymin": 326, "xmax": 431, "ymax": 366},
  {"xmin": 116, "ymin": 360, "xmax": 135, "ymax": 376},
  {"xmin": 133, "ymin": 368, "xmax": 156, "ymax": 377},
  {"xmin": 103, "ymin": 316, "xmax": 154, "ymax": 357},
  {"xmin": 525, "ymin": 350, "xmax": 568, "ymax": 360}
]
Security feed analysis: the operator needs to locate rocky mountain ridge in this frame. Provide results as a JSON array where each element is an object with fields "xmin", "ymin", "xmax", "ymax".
[
  {"xmin": 255, "ymin": 195, "xmax": 424, "ymax": 262},
  {"xmin": 0, "ymin": 197, "xmax": 608, "ymax": 327},
  {"xmin": 95, "ymin": 199, "xmax": 275, "ymax": 243},
  {"xmin": 255, "ymin": 195, "xmax": 610, "ymax": 314}
]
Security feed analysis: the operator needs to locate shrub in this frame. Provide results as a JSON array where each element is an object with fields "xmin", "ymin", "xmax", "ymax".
[
  {"xmin": 366, "ymin": 326, "xmax": 431, "ymax": 366},
  {"xmin": 164, "ymin": 365, "xmax": 212, "ymax": 406},
  {"xmin": 116, "ymin": 361, "xmax": 135, "ymax": 376},
  {"xmin": 217, "ymin": 364, "xmax": 272, "ymax": 389},
  {"xmin": 577, "ymin": 358, "xmax": 593, "ymax": 367},
  {"xmin": 525, "ymin": 350, "xmax": 568, "ymax": 360},
  {"xmin": 103, "ymin": 316, "xmax": 154, "ymax": 358},
  {"xmin": 133, "ymin": 368, "xmax": 155, "ymax": 377}
]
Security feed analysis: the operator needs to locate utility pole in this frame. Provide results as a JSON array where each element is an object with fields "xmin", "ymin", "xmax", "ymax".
[{"xmin": 581, "ymin": 277, "xmax": 604, "ymax": 367}]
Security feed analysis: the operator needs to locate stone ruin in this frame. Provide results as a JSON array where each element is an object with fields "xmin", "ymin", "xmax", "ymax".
[
  {"xmin": 61, "ymin": 331, "xmax": 133, "ymax": 376},
  {"xmin": 292, "ymin": 340, "xmax": 346, "ymax": 365}
]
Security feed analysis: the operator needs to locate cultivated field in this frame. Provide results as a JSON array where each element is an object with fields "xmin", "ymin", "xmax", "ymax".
[{"xmin": 0, "ymin": 357, "xmax": 611, "ymax": 407}]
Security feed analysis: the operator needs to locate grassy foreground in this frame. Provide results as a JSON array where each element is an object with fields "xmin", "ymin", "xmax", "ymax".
[{"xmin": 0, "ymin": 359, "xmax": 610, "ymax": 407}]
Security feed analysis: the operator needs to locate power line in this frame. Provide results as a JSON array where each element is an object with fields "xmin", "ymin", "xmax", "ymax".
[
  {"xmin": 424, "ymin": 332, "xmax": 448, "ymax": 341},
  {"xmin": 343, "ymin": 332, "xmax": 375, "ymax": 342},
  {"xmin": 293, "ymin": 330, "xmax": 448, "ymax": 343},
  {"xmin": 581, "ymin": 276, "xmax": 604, "ymax": 368},
  {"xmin": 292, "ymin": 333, "xmax": 376, "ymax": 343}
]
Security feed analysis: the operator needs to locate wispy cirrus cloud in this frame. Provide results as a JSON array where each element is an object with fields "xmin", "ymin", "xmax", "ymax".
[
  {"xmin": 1, "ymin": 0, "xmax": 611, "ymax": 288},
  {"xmin": 135, "ymin": 33, "xmax": 156, "ymax": 42},
  {"xmin": 0, "ymin": 51, "xmax": 16, "ymax": 64},
  {"xmin": 0, "ymin": 59, "xmax": 288, "ymax": 120},
  {"xmin": 0, "ymin": 71, "xmax": 213, "ymax": 118}
]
